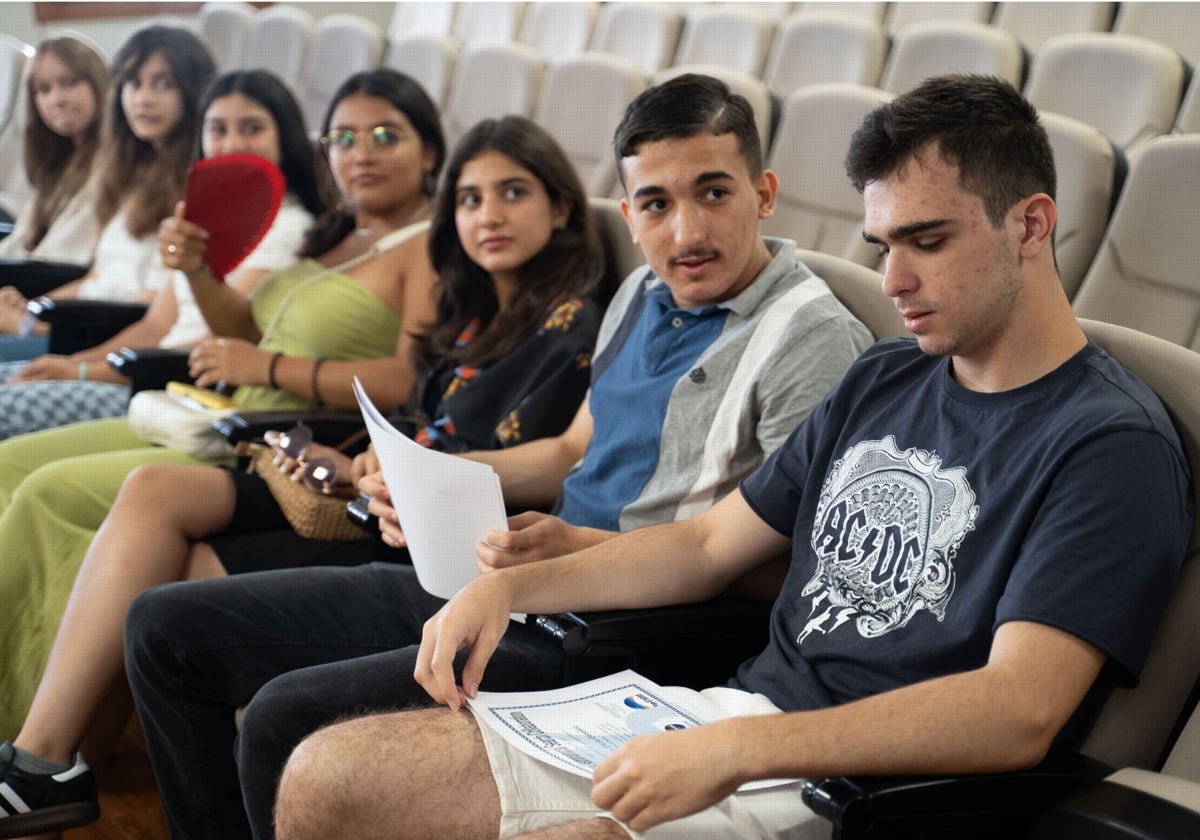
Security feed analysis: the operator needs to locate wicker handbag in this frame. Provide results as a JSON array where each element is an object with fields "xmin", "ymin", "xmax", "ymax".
[{"xmin": 245, "ymin": 445, "xmax": 366, "ymax": 541}]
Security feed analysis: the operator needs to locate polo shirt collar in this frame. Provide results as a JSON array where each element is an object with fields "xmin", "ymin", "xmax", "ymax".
[{"xmin": 639, "ymin": 237, "xmax": 800, "ymax": 319}]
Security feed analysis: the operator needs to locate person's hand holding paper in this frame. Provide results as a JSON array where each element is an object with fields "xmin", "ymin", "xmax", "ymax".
[{"xmin": 353, "ymin": 378, "xmax": 508, "ymax": 599}]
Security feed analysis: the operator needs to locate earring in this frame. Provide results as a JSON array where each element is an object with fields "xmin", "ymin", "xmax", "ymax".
[{"xmin": 423, "ymin": 170, "xmax": 437, "ymax": 196}]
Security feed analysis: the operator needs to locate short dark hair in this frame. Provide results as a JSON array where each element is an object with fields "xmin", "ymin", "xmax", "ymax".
[
  {"xmin": 612, "ymin": 73, "xmax": 762, "ymax": 188},
  {"xmin": 418, "ymin": 115, "xmax": 603, "ymax": 374},
  {"xmin": 845, "ymin": 74, "xmax": 1056, "ymax": 227}
]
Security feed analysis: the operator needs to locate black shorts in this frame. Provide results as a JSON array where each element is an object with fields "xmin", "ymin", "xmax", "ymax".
[{"xmin": 209, "ymin": 467, "xmax": 377, "ymax": 575}]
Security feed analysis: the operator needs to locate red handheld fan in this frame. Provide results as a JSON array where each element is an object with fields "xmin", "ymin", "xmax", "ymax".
[{"xmin": 183, "ymin": 154, "xmax": 286, "ymax": 280}]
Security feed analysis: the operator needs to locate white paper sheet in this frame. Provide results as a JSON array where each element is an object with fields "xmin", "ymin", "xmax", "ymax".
[
  {"xmin": 353, "ymin": 378, "xmax": 508, "ymax": 599},
  {"xmin": 467, "ymin": 669, "xmax": 797, "ymax": 791}
]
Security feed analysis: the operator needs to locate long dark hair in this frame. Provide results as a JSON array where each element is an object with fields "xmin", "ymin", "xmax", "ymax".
[
  {"xmin": 196, "ymin": 70, "xmax": 328, "ymax": 218},
  {"xmin": 300, "ymin": 68, "xmax": 445, "ymax": 258},
  {"xmin": 94, "ymin": 25, "xmax": 216, "ymax": 237},
  {"xmin": 22, "ymin": 36, "xmax": 109, "ymax": 250},
  {"xmin": 416, "ymin": 116, "xmax": 603, "ymax": 374}
]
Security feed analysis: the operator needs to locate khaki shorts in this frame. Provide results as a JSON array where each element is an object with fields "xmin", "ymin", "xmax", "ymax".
[{"xmin": 472, "ymin": 686, "xmax": 830, "ymax": 840}]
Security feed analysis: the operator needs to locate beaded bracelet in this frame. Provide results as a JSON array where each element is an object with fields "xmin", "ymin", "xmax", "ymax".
[
  {"xmin": 311, "ymin": 357, "xmax": 327, "ymax": 405},
  {"xmin": 267, "ymin": 351, "xmax": 284, "ymax": 389}
]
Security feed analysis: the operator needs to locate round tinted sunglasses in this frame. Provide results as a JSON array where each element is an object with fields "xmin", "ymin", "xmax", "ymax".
[{"xmin": 265, "ymin": 421, "xmax": 339, "ymax": 494}]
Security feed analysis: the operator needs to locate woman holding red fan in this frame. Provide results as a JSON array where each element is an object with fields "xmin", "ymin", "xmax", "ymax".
[
  {"xmin": 0, "ymin": 68, "xmax": 448, "ymax": 745},
  {"xmin": 0, "ymin": 26, "xmax": 215, "ymax": 361},
  {"xmin": 0, "ymin": 69, "xmax": 325, "ymax": 439},
  {"xmin": 0, "ymin": 116, "xmax": 606, "ymax": 835}
]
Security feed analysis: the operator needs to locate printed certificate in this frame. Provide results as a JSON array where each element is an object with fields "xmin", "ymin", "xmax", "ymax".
[{"xmin": 467, "ymin": 669, "xmax": 797, "ymax": 790}]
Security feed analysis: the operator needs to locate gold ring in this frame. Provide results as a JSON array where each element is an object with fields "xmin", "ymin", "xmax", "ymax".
[{"xmin": 167, "ymin": 244, "xmax": 178, "ymax": 254}]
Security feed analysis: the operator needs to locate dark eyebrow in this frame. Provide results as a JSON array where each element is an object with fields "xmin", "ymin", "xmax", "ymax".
[
  {"xmin": 631, "ymin": 184, "xmax": 666, "ymax": 201},
  {"xmin": 631, "ymin": 170, "xmax": 736, "ymax": 202},
  {"xmin": 862, "ymin": 219, "xmax": 952, "ymax": 245},
  {"xmin": 455, "ymin": 175, "xmax": 532, "ymax": 195}
]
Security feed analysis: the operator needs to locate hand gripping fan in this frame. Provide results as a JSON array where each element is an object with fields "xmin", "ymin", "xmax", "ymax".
[{"xmin": 183, "ymin": 154, "xmax": 286, "ymax": 280}]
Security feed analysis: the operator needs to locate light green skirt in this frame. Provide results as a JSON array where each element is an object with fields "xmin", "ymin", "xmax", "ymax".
[{"xmin": 0, "ymin": 417, "xmax": 230, "ymax": 738}]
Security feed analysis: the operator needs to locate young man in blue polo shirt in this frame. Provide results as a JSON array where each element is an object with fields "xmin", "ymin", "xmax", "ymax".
[{"xmin": 270, "ymin": 74, "xmax": 1192, "ymax": 840}]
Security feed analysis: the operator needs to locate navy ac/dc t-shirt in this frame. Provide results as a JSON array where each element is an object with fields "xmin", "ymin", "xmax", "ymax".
[{"xmin": 735, "ymin": 339, "xmax": 1192, "ymax": 714}]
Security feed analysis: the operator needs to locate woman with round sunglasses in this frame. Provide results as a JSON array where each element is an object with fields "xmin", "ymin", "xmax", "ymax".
[
  {"xmin": 0, "ymin": 35, "xmax": 109, "ymax": 265},
  {"xmin": 0, "ymin": 26, "xmax": 216, "ymax": 361},
  {"xmin": 0, "ymin": 68, "xmax": 446, "ymax": 743},
  {"xmin": 0, "ymin": 117, "xmax": 604, "ymax": 834},
  {"xmin": 0, "ymin": 69, "xmax": 325, "ymax": 440}
]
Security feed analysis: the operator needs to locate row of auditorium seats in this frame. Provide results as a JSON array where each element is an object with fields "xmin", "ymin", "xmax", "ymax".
[
  {"xmin": 187, "ymin": 3, "xmax": 1200, "ymax": 139},
  {"xmin": 0, "ymin": 3, "xmax": 1195, "ymax": 356}
]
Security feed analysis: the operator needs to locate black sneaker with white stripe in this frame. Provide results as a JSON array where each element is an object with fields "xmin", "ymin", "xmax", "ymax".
[{"xmin": 0, "ymin": 741, "xmax": 99, "ymax": 838}]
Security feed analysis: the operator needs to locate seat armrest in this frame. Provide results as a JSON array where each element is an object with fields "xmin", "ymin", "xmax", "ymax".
[
  {"xmin": 533, "ymin": 597, "xmax": 772, "ymax": 655},
  {"xmin": 212, "ymin": 410, "xmax": 366, "ymax": 447},
  {"xmin": 531, "ymin": 596, "xmax": 773, "ymax": 688},
  {"xmin": 106, "ymin": 347, "xmax": 193, "ymax": 394},
  {"xmin": 346, "ymin": 495, "xmax": 376, "ymax": 532},
  {"xmin": 0, "ymin": 258, "xmax": 90, "ymax": 299},
  {"xmin": 1027, "ymin": 776, "xmax": 1200, "ymax": 838},
  {"xmin": 800, "ymin": 754, "xmax": 1113, "ymax": 838},
  {"xmin": 28, "ymin": 297, "xmax": 149, "ymax": 355}
]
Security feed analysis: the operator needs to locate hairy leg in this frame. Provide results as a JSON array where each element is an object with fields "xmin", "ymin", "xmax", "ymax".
[
  {"xmin": 515, "ymin": 820, "xmax": 631, "ymax": 839},
  {"xmin": 275, "ymin": 708, "xmax": 501, "ymax": 840},
  {"xmin": 15, "ymin": 465, "xmax": 237, "ymax": 764}
]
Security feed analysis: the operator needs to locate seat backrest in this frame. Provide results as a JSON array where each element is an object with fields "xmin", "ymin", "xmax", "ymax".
[
  {"xmin": 298, "ymin": 14, "xmax": 385, "ymax": 135},
  {"xmin": 715, "ymin": 2, "xmax": 795, "ymax": 20},
  {"xmin": 649, "ymin": 65, "xmax": 774, "ymax": 154},
  {"xmin": 382, "ymin": 33, "xmax": 459, "ymax": 108},
  {"xmin": 1071, "ymin": 135, "xmax": 1200, "ymax": 352},
  {"xmin": 1175, "ymin": 74, "xmax": 1200, "ymax": 135},
  {"xmin": 797, "ymin": 2, "xmax": 888, "ymax": 24},
  {"xmin": 242, "ymin": 5, "xmax": 313, "ymax": 96},
  {"xmin": 763, "ymin": 83, "xmax": 893, "ymax": 269},
  {"xmin": 589, "ymin": 196, "xmax": 643, "ymax": 303},
  {"xmin": 1074, "ymin": 318, "xmax": 1200, "ymax": 772},
  {"xmin": 532, "ymin": 53, "xmax": 645, "ymax": 198},
  {"xmin": 591, "ymin": 2, "xmax": 684, "ymax": 75},
  {"xmin": 387, "ymin": 0, "xmax": 456, "ymax": 39},
  {"xmin": 442, "ymin": 42, "xmax": 545, "ymax": 152},
  {"xmin": 0, "ymin": 35, "xmax": 29, "ymax": 140},
  {"xmin": 763, "ymin": 12, "xmax": 889, "ymax": 96},
  {"xmin": 519, "ymin": 2, "xmax": 599, "ymax": 63},
  {"xmin": 673, "ymin": 6, "xmax": 777, "ymax": 77},
  {"xmin": 880, "ymin": 20, "xmax": 1025, "ymax": 95},
  {"xmin": 197, "ymin": 1, "xmax": 256, "ymax": 72},
  {"xmin": 795, "ymin": 248, "xmax": 904, "ymax": 340},
  {"xmin": 884, "ymin": 1, "xmax": 996, "ymax": 32},
  {"xmin": 1040, "ymin": 110, "xmax": 1121, "ymax": 300},
  {"xmin": 452, "ymin": 1, "xmax": 526, "ymax": 48},
  {"xmin": 1161, "ymin": 688, "xmax": 1200, "ymax": 782},
  {"xmin": 1114, "ymin": 1, "xmax": 1200, "ymax": 66},
  {"xmin": 1024, "ymin": 32, "xmax": 1186, "ymax": 157},
  {"xmin": 992, "ymin": 1, "xmax": 1115, "ymax": 52},
  {"xmin": 0, "ymin": 36, "xmax": 32, "ymax": 219}
]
